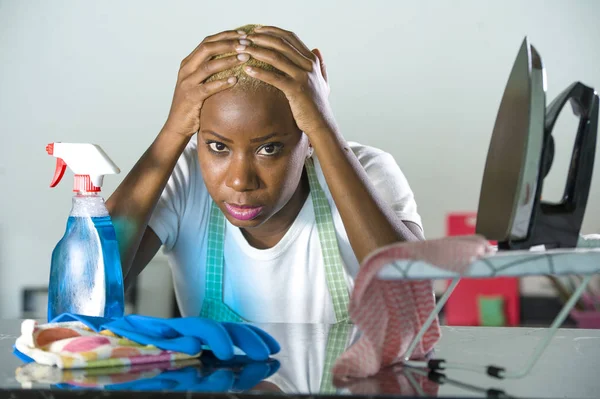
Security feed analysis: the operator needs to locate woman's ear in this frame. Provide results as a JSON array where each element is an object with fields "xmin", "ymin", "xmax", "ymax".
[{"xmin": 312, "ymin": 48, "xmax": 329, "ymax": 88}]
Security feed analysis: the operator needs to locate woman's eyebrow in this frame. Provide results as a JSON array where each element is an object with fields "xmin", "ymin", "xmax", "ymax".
[
  {"xmin": 250, "ymin": 132, "xmax": 289, "ymax": 143},
  {"xmin": 202, "ymin": 130, "xmax": 233, "ymax": 143}
]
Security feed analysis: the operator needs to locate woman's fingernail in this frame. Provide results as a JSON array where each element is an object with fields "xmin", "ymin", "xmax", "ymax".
[
  {"xmin": 227, "ymin": 76, "xmax": 237, "ymax": 84},
  {"xmin": 255, "ymin": 26, "xmax": 263, "ymax": 30},
  {"xmin": 235, "ymin": 45, "xmax": 246, "ymax": 52},
  {"xmin": 245, "ymin": 66, "xmax": 254, "ymax": 73},
  {"xmin": 237, "ymin": 53, "xmax": 250, "ymax": 62},
  {"xmin": 237, "ymin": 30, "xmax": 246, "ymax": 35},
  {"xmin": 239, "ymin": 39, "xmax": 251, "ymax": 45}
]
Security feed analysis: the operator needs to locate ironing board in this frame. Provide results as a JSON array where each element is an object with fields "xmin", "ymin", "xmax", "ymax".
[
  {"xmin": 377, "ymin": 239, "xmax": 600, "ymax": 281},
  {"xmin": 375, "ymin": 236, "xmax": 600, "ymax": 380}
]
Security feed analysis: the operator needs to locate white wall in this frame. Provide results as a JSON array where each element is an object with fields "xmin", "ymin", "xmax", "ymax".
[{"xmin": 1, "ymin": 0, "xmax": 599, "ymax": 318}]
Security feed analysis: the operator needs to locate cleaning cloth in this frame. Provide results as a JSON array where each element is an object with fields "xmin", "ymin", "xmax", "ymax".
[{"xmin": 14, "ymin": 313, "xmax": 280, "ymax": 369}]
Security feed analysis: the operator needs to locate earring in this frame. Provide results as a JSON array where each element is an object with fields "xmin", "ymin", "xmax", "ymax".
[{"xmin": 306, "ymin": 146, "xmax": 314, "ymax": 159}]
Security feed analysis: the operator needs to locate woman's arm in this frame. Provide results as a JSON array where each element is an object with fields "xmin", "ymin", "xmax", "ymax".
[
  {"xmin": 241, "ymin": 26, "xmax": 422, "ymax": 264},
  {"xmin": 106, "ymin": 30, "xmax": 247, "ymax": 284},
  {"xmin": 106, "ymin": 128, "xmax": 191, "ymax": 286},
  {"xmin": 308, "ymin": 129, "xmax": 424, "ymax": 262}
]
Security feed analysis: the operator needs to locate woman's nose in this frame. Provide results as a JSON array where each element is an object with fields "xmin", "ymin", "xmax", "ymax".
[{"xmin": 225, "ymin": 157, "xmax": 260, "ymax": 192}]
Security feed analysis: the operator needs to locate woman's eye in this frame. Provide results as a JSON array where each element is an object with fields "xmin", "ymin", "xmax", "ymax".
[
  {"xmin": 208, "ymin": 142, "xmax": 228, "ymax": 153},
  {"xmin": 258, "ymin": 144, "xmax": 282, "ymax": 156}
]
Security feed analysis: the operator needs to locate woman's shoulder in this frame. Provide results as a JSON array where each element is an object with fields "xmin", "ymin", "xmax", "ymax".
[
  {"xmin": 171, "ymin": 136, "xmax": 201, "ymax": 178},
  {"xmin": 346, "ymin": 140, "xmax": 385, "ymax": 154},
  {"xmin": 346, "ymin": 141, "xmax": 400, "ymax": 170},
  {"xmin": 312, "ymin": 140, "xmax": 410, "ymax": 197},
  {"xmin": 160, "ymin": 136, "xmax": 206, "ymax": 206},
  {"xmin": 183, "ymin": 135, "xmax": 200, "ymax": 160}
]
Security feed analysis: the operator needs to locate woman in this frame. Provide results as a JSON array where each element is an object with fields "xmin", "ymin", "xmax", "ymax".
[{"xmin": 106, "ymin": 24, "xmax": 424, "ymax": 324}]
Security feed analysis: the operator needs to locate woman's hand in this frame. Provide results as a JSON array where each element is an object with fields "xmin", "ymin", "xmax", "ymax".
[
  {"xmin": 163, "ymin": 30, "xmax": 249, "ymax": 138},
  {"xmin": 240, "ymin": 26, "xmax": 337, "ymax": 137}
]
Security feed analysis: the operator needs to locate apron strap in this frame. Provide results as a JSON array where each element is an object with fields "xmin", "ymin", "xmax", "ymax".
[
  {"xmin": 305, "ymin": 158, "xmax": 351, "ymax": 323},
  {"xmin": 319, "ymin": 323, "xmax": 353, "ymax": 393},
  {"xmin": 204, "ymin": 200, "xmax": 227, "ymax": 300},
  {"xmin": 201, "ymin": 202, "xmax": 246, "ymax": 322}
]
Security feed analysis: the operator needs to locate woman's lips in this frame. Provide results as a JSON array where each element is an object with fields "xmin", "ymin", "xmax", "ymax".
[{"xmin": 224, "ymin": 203, "xmax": 264, "ymax": 221}]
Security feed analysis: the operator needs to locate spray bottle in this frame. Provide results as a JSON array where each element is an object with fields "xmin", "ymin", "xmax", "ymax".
[{"xmin": 46, "ymin": 142, "xmax": 125, "ymax": 321}]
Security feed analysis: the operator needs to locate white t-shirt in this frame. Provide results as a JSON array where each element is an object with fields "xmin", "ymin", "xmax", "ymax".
[{"xmin": 148, "ymin": 137, "xmax": 422, "ymax": 323}]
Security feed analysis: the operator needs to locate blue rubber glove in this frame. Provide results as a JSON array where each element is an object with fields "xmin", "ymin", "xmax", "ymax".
[
  {"xmin": 200, "ymin": 353, "xmax": 282, "ymax": 391},
  {"xmin": 50, "ymin": 313, "xmax": 280, "ymax": 361}
]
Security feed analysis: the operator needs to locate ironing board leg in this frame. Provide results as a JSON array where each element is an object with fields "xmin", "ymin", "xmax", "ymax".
[
  {"xmin": 404, "ymin": 278, "xmax": 461, "ymax": 361},
  {"xmin": 405, "ymin": 366, "xmax": 508, "ymax": 397},
  {"xmin": 402, "ymin": 365, "xmax": 428, "ymax": 396},
  {"xmin": 502, "ymin": 274, "xmax": 592, "ymax": 379}
]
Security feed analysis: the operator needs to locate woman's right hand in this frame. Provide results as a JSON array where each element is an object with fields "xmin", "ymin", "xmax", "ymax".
[{"xmin": 163, "ymin": 30, "xmax": 249, "ymax": 138}]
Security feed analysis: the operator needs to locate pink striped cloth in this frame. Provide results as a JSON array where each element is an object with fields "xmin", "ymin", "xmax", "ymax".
[{"xmin": 332, "ymin": 235, "xmax": 492, "ymax": 380}]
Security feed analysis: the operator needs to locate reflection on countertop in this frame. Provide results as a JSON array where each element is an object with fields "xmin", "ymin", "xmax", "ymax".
[{"xmin": 1, "ymin": 319, "xmax": 599, "ymax": 398}]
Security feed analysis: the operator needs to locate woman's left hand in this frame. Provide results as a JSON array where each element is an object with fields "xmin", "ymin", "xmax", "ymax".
[
  {"xmin": 239, "ymin": 27, "xmax": 423, "ymax": 262},
  {"xmin": 239, "ymin": 26, "xmax": 337, "ymax": 137}
]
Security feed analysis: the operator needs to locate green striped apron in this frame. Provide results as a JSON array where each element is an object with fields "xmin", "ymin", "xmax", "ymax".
[
  {"xmin": 199, "ymin": 158, "xmax": 350, "ymax": 325},
  {"xmin": 199, "ymin": 158, "xmax": 351, "ymax": 393}
]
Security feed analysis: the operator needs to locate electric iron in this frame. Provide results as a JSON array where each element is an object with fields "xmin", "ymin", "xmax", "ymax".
[{"xmin": 476, "ymin": 37, "xmax": 599, "ymax": 250}]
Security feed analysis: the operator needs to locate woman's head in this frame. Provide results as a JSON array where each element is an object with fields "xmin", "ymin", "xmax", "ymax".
[
  {"xmin": 198, "ymin": 24, "xmax": 310, "ymax": 235},
  {"xmin": 203, "ymin": 24, "xmax": 286, "ymax": 94}
]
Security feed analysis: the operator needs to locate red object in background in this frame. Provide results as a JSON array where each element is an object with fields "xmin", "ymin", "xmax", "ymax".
[
  {"xmin": 444, "ymin": 212, "xmax": 520, "ymax": 326},
  {"xmin": 447, "ymin": 213, "xmax": 479, "ymax": 237}
]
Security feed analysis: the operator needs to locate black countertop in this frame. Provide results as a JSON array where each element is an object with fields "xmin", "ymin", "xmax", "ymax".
[{"xmin": 1, "ymin": 319, "xmax": 599, "ymax": 398}]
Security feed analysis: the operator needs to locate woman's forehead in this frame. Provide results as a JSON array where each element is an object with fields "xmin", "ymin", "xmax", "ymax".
[{"xmin": 201, "ymin": 87, "xmax": 299, "ymax": 138}]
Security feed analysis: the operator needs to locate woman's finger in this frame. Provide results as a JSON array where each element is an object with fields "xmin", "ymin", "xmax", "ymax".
[
  {"xmin": 239, "ymin": 45, "xmax": 303, "ymax": 79},
  {"xmin": 312, "ymin": 48, "xmax": 328, "ymax": 83},
  {"xmin": 181, "ymin": 30, "xmax": 246, "ymax": 67},
  {"xmin": 253, "ymin": 26, "xmax": 314, "ymax": 59},
  {"xmin": 243, "ymin": 65, "xmax": 293, "ymax": 93},
  {"xmin": 183, "ymin": 54, "xmax": 248, "ymax": 86},
  {"xmin": 180, "ymin": 39, "xmax": 244, "ymax": 79},
  {"xmin": 194, "ymin": 76, "xmax": 238, "ymax": 102},
  {"xmin": 203, "ymin": 29, "xmax": 247, "ymax": 44},
  {"xmin": 245, "ymin": 33, "xmax": 312, "ymax": 71}
]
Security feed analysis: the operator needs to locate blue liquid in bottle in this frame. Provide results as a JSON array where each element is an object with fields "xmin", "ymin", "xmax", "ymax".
[{"xmin": 48, "ymin": 195, "xmax": 124, "ymax": 321}]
